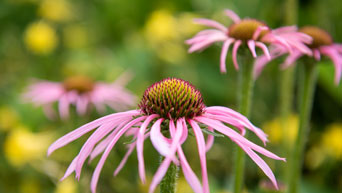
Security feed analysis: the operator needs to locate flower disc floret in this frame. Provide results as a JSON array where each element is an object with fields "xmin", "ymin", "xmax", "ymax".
[
  {"xmin": 228, "ymin": 19, "xmax": 268, "ymax": 41},
  {"xmin": 299, "ymin": 26, "xmax": 333, "ymax": 49},
  {"xmin": 139, "ymin": 78, "xmax": 205, "ymax": 119},
  {"xmin": 63, "ymin": 76, "xmax": 94, "ymax": 93}
]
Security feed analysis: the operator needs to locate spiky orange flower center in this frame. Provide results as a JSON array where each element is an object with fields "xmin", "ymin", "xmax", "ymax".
[
  {"xmin": 63, "ymin": 76, "xmax": 94, "ymax": 93},
  {"xmin": 139, "ymin": 78, "xmax": 205, "ymax": 119},
  {"xmin": 299, "ymin": 26, "xmax": 333, "ymax": 49},
  {"xmin": 228, "ymin": 19, "xmax": 269, "ymax": 41}
]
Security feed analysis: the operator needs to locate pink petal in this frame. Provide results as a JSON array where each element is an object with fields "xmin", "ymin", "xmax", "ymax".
[
  {"xmin": 255, "ymin": 42, "xmax": 271, "ymax": 60},
  {"xmin": 320, "ymin": 46, "xmax": 342, "ymax": 84},
  {"xmin": 90, "ymin": 116, "xmax": 146, "ymax": 193},
  {"xmin": 113, "ymin": 142, "xmax": 136, "ymax": 176},
  {"xmin": 60, "ymin": 155, "xmax": 79, "ymax": 181},
  {"xmin": 205, "ymin": 127, "xmax": 214, "ymax": 152},
  {"xmin": 220, "ymin": 39, "xmax": 234, "ymax": 73},
  {"xmin": 195, "ymin": 116, "xmax": 285, "ymax": 161},
  {"xmin": 137, "ymin": 114, "xmax": 159, "ymax": 183},
  {"xmin": 188, "ymin": 32, "xmax": 227, "ymax": 53},
  {"xmin": 205, "ymin": 107, "xmax": 268, "ymax": 144},
  {"xmin": 42, "ymin": 104, "xmax": 57, "ymax": 120},
  {"xmin": 58, "ymin": 93, "xmax": 71, "ymax": 119},
  {"xmin": 89, "ymin": 119, "xmax": 132, "ymax": 162},
  {"xmin": 149, "ymin": 119, "xmax": 184, "ymax": 193},
  {"xmin": 232, "ymin": 40, "xmax": 242, "ymax": 70},
  {"xmin": 76, "ymin": 95, "xmax": 89, "ymax": 115},
  {"xmin": 234, "ymin": 140, "xmax": 279, "ymax": 189},
  {"xmin": 224, "ymin": 9, "xmax": 241, "ymax": 23},
  {"xmin": 177, "ymin": 145, "xmax": 203, "ymax": 193},
  {"xmin": 248, "ymin": 40, "xmax": 257, "ymax": 58},
  {"xmin": 75, "ymin": 122, "xmax": 118, "ymax": 179},
  {"xmin": 150, "ymin": 118, "xmax": 170, "ymax": 156},
  {"xmin": 48, "ymin": 110, "xmax": 140, "ymax": 155},
  {"xmin": 281, "ymin": 51, "xmax": 303, "ymax": 69},
  {"xmin": 189, "ymin": 120, "xmax": 210, "ymax": 193},
  {"xmin": 313, "ymin": 49, "xmax": 321, "ymax": 61},
  {"xmin": 193, "ymin": 18, "xmax": 227, "ymax": 32},
  {"xmin": 252, "ymin": 26, "xmax": 269, "ymax": 40},
  {"xmin": 272, "ymin": 26, "xmax": 297, "ymax": 34}
]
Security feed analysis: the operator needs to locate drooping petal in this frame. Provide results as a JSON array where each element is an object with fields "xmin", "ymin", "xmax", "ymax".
[
  {"xmin": 234, "ymin": 140, "xmax": 279, "ymax": 189},
  {"xmin": 193, "ymin": 18, "xmax": 227, "ymax": 32},
  {"xmin": 177, "ymin": 144, "xmax": 203, "ymax": 193},
  {"xmin": 89, "ymin": 119, "xmax": 132, "ymax": 162},
  {"xmin": 205, "ymin": 107, "xmax": 268, "ymax": 144},
  {"xmin": 224, "ymin": 9, "xmax": 241, "ymax": 23},
  {"xmin": 313, "ymin": 49, "xmax": 321, "ymax": 61},
  {"xmin": 205, "ymin": 127, "xmax": 214, "ymax": 152},
  {"xmin": 220, "ymin": 39, "xmax": 234, "ymax": 73},
  {"xmin": 232, "ymin": 40, "xmax": 242, "ymax": 70},
  {"xmin": 90, "ymin": 116, "xmax": 146, "ymax": 193},
  {"xmin": 189, "ymin": 120, "xmax": 210, "ymax": 193},
  {"xmin": 248, "ymin": 40, "xmax": 257, "ymax": 58},
  {"xmin": 114, "ymin": 142, "xmax": 137, "ymax": 176},
  {"xmin": 48, "ymin": 110, "xmax": 140, "ymax": 155},
  {"xmin": 75, "ymin": 121, "xmax": 118, "ymax": 179},
  {"xmin": 58, "ymin": 93, "xmax": 71, "ymax": 119},
  {"xmin": 195, "ymin": 116, "xmax": 285, "ymax": 161},
  {"xmin": 255, "ymin": 42, "xmax": 271, "ymax": 60},
  {"xmin": 76, "ymin": 94, "xmax": 89, "ymax": 115},
  {"xmin": 149, "ymin": 119, "xmax": 184, "ymax": 193},
  {"xmin": 150, "ymin": 118, "xmax": 169, "ymax": 156},
  {"xmin": 320, "ymin": 45, "xmax": 342, "ymax": 84},
  {"xmin": 60, "ymin": 155, "xmax": 79, "ymax": 181},
  {"xmin": 281, "ymin": 50, "xmax": 303, "ymax": 69},
  {"xmin": 253, "ymin": 46, "xmax": 286, "ymax": 79},
  {"xmin": 252, "ymin": 26, "xmax": 269, "ymax": 40},
  {"xmin": 137, "ymin": 114, "xmax": 159, "ymax": 183},
  {"xmin": 188, "ymin": 32, "xmax": 227, "ymax": 53}
]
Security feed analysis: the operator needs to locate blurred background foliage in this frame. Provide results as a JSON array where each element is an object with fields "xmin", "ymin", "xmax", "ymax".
[{"xmin": 0, "ymin": 0, "xmax": 341, "ymax": 192}]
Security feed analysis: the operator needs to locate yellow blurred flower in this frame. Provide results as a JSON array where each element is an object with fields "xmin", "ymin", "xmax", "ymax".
[
  {"xmin": 24, "ymin": 21, "xmax": 58, "ymax": 54},
  {"xmin": 63, "ymin": 25, "xmax": 89, "ymax": 49},
  {"xmin": 0, "ymin": 106, "xmax": 19, "ymax": 131},
  {"xmin": 144, "ymin": 9, "xmax": 178, "ymax": 44},
  {"xmin": 4, "ymin": 126, "xmax": 53, "ymax": 167},
  {"xmin": 55, "ymin": 177, "xmax": 78, "ymax": 193},
  {"xmin": 20, "ymin": 178, "xmax": 40, "ymax": 193},
  {"xmin": 305, "ymin": 145, "xmax": 325, "ymax": 170},
  {"xmin": 144, "ymin": 10, "xmax": 200, "ymax": 64},
  {"xmin": 263, "ymin": 114, "xmax": 299, "ymax": 145},
  {"xmin": 39, "ymin": 0, "xmax": 73, "ymax": 22},
  {"xmin": 322, "ymin": 123, "xmax": 342, "ymax": 160}
]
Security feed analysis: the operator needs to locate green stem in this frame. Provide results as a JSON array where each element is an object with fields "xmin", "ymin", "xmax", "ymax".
[
  {"xmin": 160, "ymin": 158, "xmax": 179, "ymax": 193},
  {"xmin": 285, "ymin": 0, "xmax": 298, "ymax": 25},
  {"xmin": 287, "ymin": 61, "xmax": 317, "ymax": 193},
  {"xmin": 280, "ymin": 0, "xmax": 298, "ymax": 178},
  {"xmin": 279, "ymin": 67, "xmax": 295, "ymax": 163},
  {"xmin": 233, "ymin": 51, "xmax": 255, "ymax": 193}
]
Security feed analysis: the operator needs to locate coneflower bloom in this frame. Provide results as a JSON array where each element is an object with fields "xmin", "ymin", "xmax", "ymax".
[
  {"xmin": 48, "ymin": 78, "xmax": 285, "ymax": 193},
  {"xmin": 23, "ymin": 74, "xmax": 136, "ymax": 119},
  {"xmin": 186, "ymin": 9, "xmax": 312, "ymax": 73},
  {"xmin": 254, "ymin": 26, "xmax": 342, "ymax": 84}
]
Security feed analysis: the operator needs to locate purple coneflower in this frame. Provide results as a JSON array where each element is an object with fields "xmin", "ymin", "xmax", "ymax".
[
  {"xmin": 48, "ymin": 78, "xmax": 285, "ymax": 193},
  {"xmin": 254, "ymin": 26, "xmax": 342, "ymax": 84},
  {"xmin": 24, "ymin": 74, "xmax": 136, "ymax": 119},
  {"xmin": 186, "ymin": 9, "xmax": 311, "ymax": 73}
]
